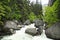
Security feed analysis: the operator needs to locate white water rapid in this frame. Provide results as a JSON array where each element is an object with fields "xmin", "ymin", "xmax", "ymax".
[{"xmin": 1, "ymin": 23, "xmax": 53, "ymax": 40}]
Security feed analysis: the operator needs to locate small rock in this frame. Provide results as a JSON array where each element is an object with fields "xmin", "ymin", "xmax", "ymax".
[
  {"xmin": 25, "ymin": 28, "xmax": 38, "ymax": 36},
  {"xmin": 13, "ymin": 20, "xmax": 18, "ymax": 24},
  {"xmin": 34, "ymin": 19, "xmax": 44, "ymax": 28},
  {"xmin": 17, "ymin": 25, "xmax": 25, "ymax": 28},
  {"xmin": 24, "ymin": 20, "xmax": 31, "ymax": 25}
]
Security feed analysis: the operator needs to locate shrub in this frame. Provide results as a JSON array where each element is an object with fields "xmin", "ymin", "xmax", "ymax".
[{"xmin": 28, "ymin": 12, "xmax": 37, "ymax": 22}]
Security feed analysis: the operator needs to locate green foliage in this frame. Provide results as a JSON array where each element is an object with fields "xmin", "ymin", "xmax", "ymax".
[
  {"xmin": 28, "ymin": 12, "xmax": 37, "ymax": 21},
  {"xmin": 0, "ymin": 2, "xmax": 5, "ymax": 25},
  {"xmin": 52, "ymin": 0, "xmax": 60, "ymax": 20},
  {"xmin": 44, "ymin": 6, "xmax": 58, "ymax": 24},
  {"xmin": 37, "ymin": 12, "xmax": 43, "ymax": 20},
  {"xmin": 44, "ymin": 0, "xmax": 60, "ymax": 27},
  {"xmin": 0, "ymin": 0, "xmax": 42, "ymax": 26},
  {"xmin": 11, "ymin": 13, "xmax": 21, "ymax": 20}
]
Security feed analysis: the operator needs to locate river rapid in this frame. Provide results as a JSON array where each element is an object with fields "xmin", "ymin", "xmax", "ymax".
[{"xmin": 1, "ymin": 24, "xmax": 53, "ymax": 40}]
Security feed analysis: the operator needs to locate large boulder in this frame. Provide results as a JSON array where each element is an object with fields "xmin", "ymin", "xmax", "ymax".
[
  {"xmin": 24, "ymin": 20, "xmax": 31, "ymax": 25},
  {"xmin": 45, "ymin": 22, "xmax": 60, "ymax": 40},
  {"xmin": 25, "ymin": 28, "xmax": 38, "ymax": 36},
  {"xmin": 4, "ymin": 21, "xmax": 20, "ymax": 30},
  {"xmin": 34, "ymin": 19, "xmax": 44, "ymax": 28}
]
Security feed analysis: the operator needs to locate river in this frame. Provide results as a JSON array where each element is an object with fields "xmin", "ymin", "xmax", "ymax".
[{"xmin": 1, "ymin": 23, "xmax": 53, "ymax": 40}]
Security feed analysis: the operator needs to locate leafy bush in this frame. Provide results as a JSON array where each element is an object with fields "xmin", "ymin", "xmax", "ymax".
[
  {"xmin": 10, "ymin": 13, "xmax": 21, "ymax": 20},
  {"xmin": 0, "ymin": 0, "xmax": 42, "ymax": 26},
  {"xmin": 44, "ymin": 6, "xmax": 58, "ymax": 24},
  {"xmin": 37, "ymin": 14, "xmax": 43, "ymax": 20},
  {"xmin": 28, "ymin": 12, "xmax": 37, "ymax": 22},
  {"xmin": 52, "ymin": 0, "xmax": 60, "ymax": 20},
  {"xmin": 0, "ymin": 2, "xmax": 5, "ymax": 25},
  {"xmin": 44, "ymin": 0, "xmax": 60, "ymax": 27}
]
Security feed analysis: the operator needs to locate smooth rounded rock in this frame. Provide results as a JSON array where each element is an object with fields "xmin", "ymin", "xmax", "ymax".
[{"xmin": 45, "ymin": 22, "xmax": 60, "ymax": 40}]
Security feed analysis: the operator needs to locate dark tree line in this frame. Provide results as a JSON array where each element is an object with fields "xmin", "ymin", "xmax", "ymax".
[{"xmin": 0, "ymin": 0, "xmax": 42, "ymax": 25}]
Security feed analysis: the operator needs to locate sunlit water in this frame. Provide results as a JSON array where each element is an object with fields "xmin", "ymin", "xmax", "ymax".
[{"xmin": 1, "ymin": 23, "xmax": 53, "ymax": 40}]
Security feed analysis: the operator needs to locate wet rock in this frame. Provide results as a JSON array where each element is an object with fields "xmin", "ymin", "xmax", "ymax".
[
  {"xmin": 4, "ymin": 28, "xmax": 15, "ymax": 34},
  {"xmin": 33, "ymin": 19, "xmax": 44, "ymax": 35},
  {"xmin": 0, "ymin": 28, "xmax": 15, "ymax": 36},
  {"xmin": 4, "ymin": 21, "xmax": 20, "ymax": 30},
  {"xmin": 24, "ymin": 20, "xmax": 31, "ymax": 25},
  {"xmin": 17, "ymin": 25, "xmax": 22, "ymax": 28},
  {"xmin": 17, "ymin": 25, "xmax": 25, "ymax": 28},
  {"xmin": 45, "ymin": 22, "xmax": 60, "ymax": 40},
  {"xmin": 13, "ymin": 20, "xmax": 18, "ymax": 24},
  {"xmin": 25, "ymin": 28, "xmax": 38, "ymax": 36},
  {"xmin": 44, "ymin": 22, "xmax": 48, "ymax": 30},
  {"xmin": 34, "ymin": 19, "xmax": 44, "ymax": 28},
  {"xmin": 18, "ymin": 22, "xmax": 23, "ymax": 25},
  {"xmin": 37, "ymin": 26, "xmax": 43, "ymax": 35},
  {"xmin": 9, "ymin": 29, "xmax": 16, "ymax": 34}
]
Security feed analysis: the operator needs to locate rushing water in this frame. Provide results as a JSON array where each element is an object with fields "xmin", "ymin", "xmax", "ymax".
[{"xmin": 1, "ymin": 23, "xmax": 53, "ymax": 40}]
